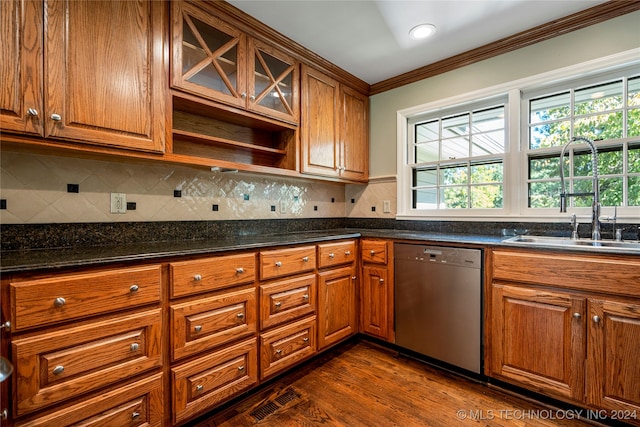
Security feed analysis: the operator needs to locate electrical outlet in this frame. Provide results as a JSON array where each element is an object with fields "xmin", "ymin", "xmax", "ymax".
[
  {"xmin": 110, "ymin": 193, "xmax": 127, "ymax": 214},
  {"xmin": 383, "ymin": 200, "xmax": 391, "ymax": 213}
]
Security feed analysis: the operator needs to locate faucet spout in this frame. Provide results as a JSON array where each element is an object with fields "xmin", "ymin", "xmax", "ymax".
[{"xmin": 559, "ymin": 136, "xmax": 601, "ymax": 240}]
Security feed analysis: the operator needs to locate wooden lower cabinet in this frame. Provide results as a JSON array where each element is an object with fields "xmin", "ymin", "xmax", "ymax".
[
  {"xmin": 259, "ymin": 316, "xmax": 317, "ymax": 380},
  {"xmin": 317, "ymin": 265, "xmax": 356, "ymax": 350},
  {"xmin": 360, "ymin": 265, "xmax": 390, "ymax": 340},
  {"xmin": 171, "ymin": 338, "xmax": 258, "ymax": 424}
]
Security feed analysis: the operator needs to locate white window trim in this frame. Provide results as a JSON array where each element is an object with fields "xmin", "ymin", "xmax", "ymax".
[{"xmin": 396, "ymin": 48, "xmax": 640, "ymax": 222}]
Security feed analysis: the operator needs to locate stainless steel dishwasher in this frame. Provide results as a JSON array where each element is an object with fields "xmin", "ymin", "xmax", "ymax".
[{"xmin": 395, "ymin": 243, "xmax": 482, "ymax": 374}]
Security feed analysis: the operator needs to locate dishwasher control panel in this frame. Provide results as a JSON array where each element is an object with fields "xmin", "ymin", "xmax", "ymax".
[{"xmin": 394, "ymin": 244, "xmax": 481, "ymax": 268}]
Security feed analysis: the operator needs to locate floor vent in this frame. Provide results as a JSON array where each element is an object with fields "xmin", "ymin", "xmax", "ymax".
[{"xmin": 250, "ymin": 388, "xmax": 300, "ymax": 421}]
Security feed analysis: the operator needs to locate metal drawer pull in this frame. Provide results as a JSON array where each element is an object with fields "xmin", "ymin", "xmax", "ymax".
[
  {"xmin": 238, "ymin": 366, "xmax": 245, "ymax": 371},
  {"xmin": 593, "ymin": 315, "xmax": 601, "ymax": 323},
  {"xmin": 302, "ymin": 256, "xmax": 309, "ymax": 262},
  {"xmin": 132, "ymin": 412, "xmax": 140, "ymax": 420},
  {"xmin": 194, "ymin": 274, "xmax": 202, "ymax": 281},
  {"xmin": 275, "ymin": 261, "xmax": 282, "ymax": 267},
  {"xmin": 345, "ymin": 250, "xmax": 351, "ymax": 255},
  {"xmin": 573, "ymin": 312, "xmax": 581, "ymax": 319},
  {"xmin": 379, "ymin": 278, "xmax": 385, "ymax": 283},
  {"xmin": 27, "ymin": 108, "xmax": 38, "ymax": 117},
  {"xmin": 50, "ymin": 113, "xmax": 62, "ymax": 121},
  {"xmin": 196, "ymin": 385, "xmax": 204, "ymax": 392},
  {"xmin": 236, "ymin": 313, "xmax": 244, "ymax": 319},
  {"xmin": 194, "ymin": 325, "xmax": 202, "ymax": 332},
  {"xmin": 52, "ymin": 365, "xmax": 65, "ymax": 375},
  {"xmin": 302, "ymin": 294, "xmax": 309, "ymax": 300},
  {"xmin": 303, "ymin": 337, "xmax": 309, "ymax": 342},
  {"xmin": 275, "ymin": 349, "xmax": 282, "ymax": 354},
  {"xmin": 2, "ymin": 321, "xmax": 10, "ymax": 331},
  {"xmin": 370, "ymin": 250, "xmax": 375, "ymax": 255},
  {"xmin": 352, "ymin": 276, "xmax": 357, "ymax": 280},
  {"xmin": 129, "ymin": 284, "xmax": 139, "ymax": 292},
  {"xmin": 329, "ymin": 253, "xmax": 335, "ymax": 258},
  {"xmin": 236, "ymin": 267, "xmax": 245, "ymax": 274},
  {"xmin": 2, "ymin": 409, "xmax": 7, "ymax": 421},
  {"xmin": 274, "ymin": 302, "xmax": 282, "ymax": 308},
  {"xmin": 130, "ymin": 343, "xmax": 140, "ymax": 351},
  {"xmin": 54, "ymin": 297, "xmax": 66, "ymax": 307}
]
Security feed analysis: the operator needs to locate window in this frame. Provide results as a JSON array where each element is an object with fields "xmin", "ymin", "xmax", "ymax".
[
  {"xmin": 407, "ymin": 100, "xmax": 506, "ymax": 211},
  {"xmin": 525, "ymin": 70, "xmax": 640, "ymax": 209}
]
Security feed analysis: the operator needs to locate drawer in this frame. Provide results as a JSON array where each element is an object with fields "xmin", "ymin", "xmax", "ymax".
[
  {"xmin": 259, "ymin": 274, "xmax": 316, "ymax": 330},
  {"xmin": 260, "ymin": 246, "xmax": 316, "ymax": 280},
  {"xmin": 10, "ymin": 265, "xmax": 161, "ymax": 331},
  {"xmin": 318, "ymin": 240, "xmax": 356, "ymax": 269},
  {"xmin": 172, "ymin": 338, "xmax": 258, "ymax": 424},
  {"xmin": 170, "ymin": 287, "xmax": 257, "ymax": 361},
  {"xmin": 361, "ymin": 240, "xmax": 388, "ymax": 265},
  {"xmin": 170, "ymin": 253, "xmax": 256, "ymax": 298},
  {"xmin": 259, "ymin": 316, "xmax": 316, "ymax": 380},
  {"xmin": 11, "ymin": 309, "xmax": 162, "ymax": 416},
  {"xmin": 15, "ymin": 373, "xmax": 164, "ymax": 427}
]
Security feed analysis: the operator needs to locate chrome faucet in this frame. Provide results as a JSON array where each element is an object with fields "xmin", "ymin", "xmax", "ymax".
[{"xmin": 559, "ymin": 136, "xmax": 601, "ymax": 240}]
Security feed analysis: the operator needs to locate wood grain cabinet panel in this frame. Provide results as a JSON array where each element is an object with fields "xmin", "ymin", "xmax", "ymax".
[
  {"xmin": 14, "ymin": 373, "xmax": 164, "ymax": 427},
  {"xmin": 317, "ymin": 265, "xmax": 356, "ymax": 350},
  {"xmin": 259, "ymin": 274, "xmax": 316, "ymax": 330},
  {"xmin": 259, "ymin": 246, "xmax": 316, "ymax": 280},
  {"xmin": 361, "ymin": 266, "xmax": 389, "ymax": 339},
  {"xmin": 170, "ymin": 253, "xmax": 256, "ymax": 298},
  {"xmin": 259, "ymin": 316, "xmax": 316, "ymax": 380},
  {"xmin": 172, "ymin": 338, "xmax": 258, "ymax": 424},
  {"xmin": 170, "ymin": 287, "xmax": 257, "ymax": 361},
  {"xmin": 317, "ymin": 240, "xmax": 356, "ymax": 269},
  {"xmin": 361, "ymin": 240, "xmax": 388, "ymax": 264},
  {"xmin": 9, "ymin": 265, "xmax": 161, "ymax": 331},
  {"xmin": 11, "ymin": 309, "xmax": 162, "ymax": 417}
]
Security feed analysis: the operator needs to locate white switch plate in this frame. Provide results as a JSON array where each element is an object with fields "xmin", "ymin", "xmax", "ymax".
[
  {"xmin": 383, "ymin": 200, "xmax": 391, "ymax": 213},
  {"xmin": 110, "ymin": 193, "xmax": 127, "ymax": 214},
  {"xmin": 279, "ymin": 200, "xmax": 286, "ymax": 214}
]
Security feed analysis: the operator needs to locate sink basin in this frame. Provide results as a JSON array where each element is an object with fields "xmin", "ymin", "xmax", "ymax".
[{"xmin": 503, "ymin": 235, "xmax": 640, "ymax": 252}]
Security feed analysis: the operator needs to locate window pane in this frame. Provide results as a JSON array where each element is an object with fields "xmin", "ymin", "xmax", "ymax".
[
  {"xmin": 471, "ymin": 162, "xmax": 502, "ymax": 184},
  {"xmin": 573, "ymin": 179, "xmax": 594, "ymax": 207},
  {"xmin": 573, "ymin": 148, "xmax": 622, "ymax": 176},
  {"xmin": 530, "ymin": 122, "xmax": 570, "ymax": 149},
  {"xmin": 440, "ymin": 187, "xmax": 468, "ymax": 209},
  {"xmin": 472, "ymin": 107, "xmax": 504, "ymax": 132},
  {"xmin": 442, "ymin": 114, "xmax": 469, "ymax": 138},
  {"xmin": 629, "ymin": 176, "xmax": 640, "ymax": 206},
  {"xmin": 629, "ymin": 76, "xmax": 640, "ymax": 107},
  {"xmin": 574, "ymin": 112, "xmax": 623, "ymax": 140},
  {"xmin": 629, "ymin": 144, "xmax": 640, "ymax": 173},
  {"xmin": 599, "ymin": 177, "xmax": 623, "ymax": 207},
  {"xmin": 471, "ymin": 185, "xmax": 503, "ymax": 208},
  {"xmin": 441, "ymin": 137, "xmax": 469, "ymax": 160},
  {"xmin": 413, "ymin": 168, "xmax": 437, "ymax": 187},
  {"xmin": 575, "ymin": 80, "xmax": 623, "ymax": 115},
  {"xmin": 529, "ymin": 155, "xmax": 562, "ymax": 180},
  {"xmin": 530, "ymin": 92, "xmax": 570, "ymax": 124},
  {"xmin": 472, "ymin": 131, "xmax": 504, "ymax": 156},
  {"xmin": 628, "ymin": 108, "xmax": 640, "ymax": 137},
  {"xmin": 413, "ymin": 188, "xmax": 437, "ymax": 209},
  {"xmin": 528, "ymin": 182, "xmax": 560, "ymax": 208},
  {"xmin": 416, "ymin": 121, "xmax": 439, "ymax": 143},
  {"xmin": 415, "ymin": 142, "xmax": 438, "ymax": 163},
  {"xmin": 440, "ymin": 166, "xmax": 467, "ymax": 185}
]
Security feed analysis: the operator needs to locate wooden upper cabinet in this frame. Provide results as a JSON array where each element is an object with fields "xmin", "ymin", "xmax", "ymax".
[
  {"xmin": 0, "ymin": 1, "xmax": 166, "ymax": 152},
  {"xmin": 172, "ymin": 1, "xmax": 299, "ymax": 124},
  {"xmin": 301, "ymin": 65, "xmax": 368, "ymax": 182}
]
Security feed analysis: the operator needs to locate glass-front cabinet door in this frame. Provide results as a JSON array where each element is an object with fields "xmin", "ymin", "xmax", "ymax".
[{"xmin": 172, "ymin": 1, "xmax": 246, "ymax": 109}]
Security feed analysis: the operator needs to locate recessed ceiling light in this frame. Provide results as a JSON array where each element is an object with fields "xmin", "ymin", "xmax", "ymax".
[{"xmin": 409, "ymin": 23, "xmax": 436, "ymax": 40}]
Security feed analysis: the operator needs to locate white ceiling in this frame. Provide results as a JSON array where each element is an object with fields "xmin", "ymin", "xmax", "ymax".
[{"xmin": 227, "ymin": 0, "xmax": 608, "ymax": 85}]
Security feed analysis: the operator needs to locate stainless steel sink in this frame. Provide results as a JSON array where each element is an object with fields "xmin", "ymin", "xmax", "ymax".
[{"xmin": 503, "ymin": 235, "xmax": 640, "ymax": 252}]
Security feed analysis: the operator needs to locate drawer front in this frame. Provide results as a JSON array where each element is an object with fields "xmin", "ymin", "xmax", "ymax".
[
  {"xmin": 361, "ymin": 240, "xmax": 388, "ymax": 264},
  {"xmin": 259, "ymin": 316, "xmax": 316, "ymax": 380},
  {"xmin": 259, "ymin": 274, "xmax": 316, "ymax": 330},
  {"xmin": 318, "ymin": 240, "xmax": 356, "ymax": 269},
  {"xmin": 260, "ymin": 246, "xmax": 316, "ymax": 280},
  {"xmin": 171, "ymin": 288, "xmax": 257, "ymax": 361},
  {"xmin": 12, "ymin": 309, "xmax": 162, "ymax": 416},
  {"xmin": 172, "ymin": 338, "xmax": 258, "ymax": 424},
  {"xmin": 15, "ymin": 373, "xmax": 164, "ymax": 427},
  {"xmin": 10, "ymin": 265, "xmax": 161, "ymax": 331},
  {"xmin": 170, "ymin": 253, "xmax": 256, "ymax": 298}
]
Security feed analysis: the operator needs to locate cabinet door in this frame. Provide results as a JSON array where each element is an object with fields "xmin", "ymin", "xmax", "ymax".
[
  {"xmin": 340, "ymin": 85, "xmax": 369, "ymax": 182},
  {"xmin": 489, "ymin": 284, "xmax": 585, "ymax": 401},
  {"xmin": 361, "ymin": 266, "xmax": 389, "ymax": 340},
  {"xmin": 317, "ymin": 265, "xmax": 356, "ymax": 349},
  {"xmin": 171, "ymin": 1, "xmax": 247, "ymax": 109},
  {"xmin": 248, "ymin": 38, "xmax": 299, "ymax": 123},
  {"xmin": 45, "ymin": 0, "xmax": 165, "ymax": 152},
  {"xmin": 0, "ymin": 0, "xmax": 43, "ymax": 135},
  {"xmin": 587, "ymin": 298, "xmax": 640, "ymax": 415},
  {"xmin": 301, "ymin": 65, "xmax": 340, "ymax": 178}
]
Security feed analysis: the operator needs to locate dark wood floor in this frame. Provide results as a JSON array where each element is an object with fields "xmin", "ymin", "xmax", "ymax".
[{"xmin": 190, "ymin": 339, "xmax": 601, "ymax": 427}]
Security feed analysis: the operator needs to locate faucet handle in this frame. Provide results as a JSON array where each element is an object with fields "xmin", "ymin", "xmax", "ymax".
[{"xmin": 570, "ymin": 214, "xmax": 579, "ymax": 240}]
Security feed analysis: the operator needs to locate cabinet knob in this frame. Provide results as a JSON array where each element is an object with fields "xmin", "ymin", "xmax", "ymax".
[
  {"xmin": 250, "ymin": 95, "xmax": 256, "ymax": 101},
  {"xmin": 274, "ymin": 301, "xmax": 282, "ymax": 308},
  {"xmin": 236, "ymin": 267, "xmax": 245, "ymax": 274},
  {"xmin": 302, "ymin": 337, "xmax": 309, "ymax": 342},
  {"xmin": 194, "ymin": 274, "xmax": 202, "ymax": 281},
  {"xmin": 345, "ymin": 250, "xmax": 351, "ymax": 256},
  {"xmin": 196, "ymin": 385, "xmax": 204, "ymax": 393},
  {"xmin": 50, "ymin": 113, "xmax": 62, "ymax": 121},
  {"xmin": 329, "ymin": 253, "xmax": 335, "ymax": 259},
  {"xmin": 1, "ymin": 321, "xmax": 10, "ymax": 332},
  {"xmin": 275, "ymin": 261, "xmax": 282, "ymax": 267},
  {"xmin": 593, "ymin": 315, "xmax": 601, "ymax": 323},
  {"xmin": 370, "ymin": 250, "xmax": 375, "ymax": 255},
  {"xmin": 241, "ymin": 92, "xmax": 247, "ymax": 99},
  {"xmin": 2, "ymin": 409, "xmax": 7, "ymax": 421},
  {"xmin": 54, "ymin": 297, "xmax": 66, "ymax": 307},
  {"xmin": 275, "ymin": 349, "xmax": 282, "ymax": 354},
  {"xmin": 352, "ymin": 276, "xmax": 357, "ymax": 280},
  {"xmin": 236, "ymin": 313, "xmax": 244, "ymax": 319},
  {"xmin": 130, "ymin": 343, "xmax": 140, "ymax": 352},
  {"xmin": 302, "ymin": 294, "xmax": 309, "ymax": 300},
  {"xmin": 379, "ymin": 278, "xmax": 385, "ymax": 283},
  {"xmin": 52, "ymin": 365, "xmax": 65, "ymax": 375},
  {"xmin": 129, "ymin": 284, "xmax": 139, "ymax": 293},
  {"xmin": 238, "ymin": 365, "xmax": 245, "ymax": 371},
  {"xmin": 194, "ymin": 325, "xmax": 202, "ymax": 333},
  {"xmin": 302, "ymin": 256, "xmax": 309, "ymax": 262},
  {"xmin": 27, "ymin": 108, "xmax": 38, "ymax": 117},
  {"xmin": 573, "ymin": 312, "xmax": 581, "ymax": 319},
  {"xmin": 132, "ymin": 412, "xmax": 140, "ymax": 420}
]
